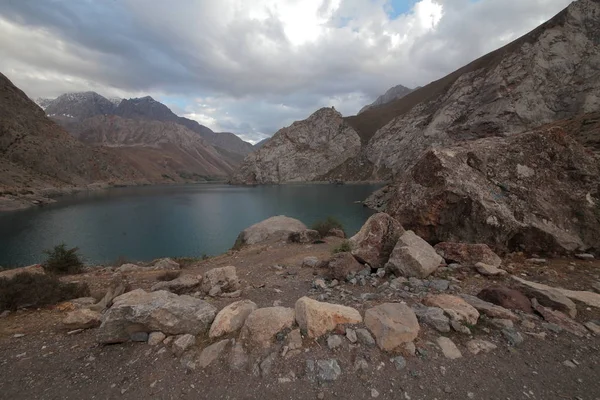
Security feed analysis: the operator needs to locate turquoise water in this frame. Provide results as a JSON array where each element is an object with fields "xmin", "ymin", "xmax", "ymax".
[{"xmin": 0, "ymin": 184, "xmax": 381, "ymax": 267}]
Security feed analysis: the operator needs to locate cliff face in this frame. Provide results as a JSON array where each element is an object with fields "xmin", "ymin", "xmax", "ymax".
[{"xmin": 230, "ymin": 108, "xmax": 362, "ymax": 184}]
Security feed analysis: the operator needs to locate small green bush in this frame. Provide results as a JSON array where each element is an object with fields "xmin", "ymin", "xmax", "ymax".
[
  {"xmin": 312, "ymin": 216, "xmax": 345, "ymax": 238},
  {"xmin": 332, "ymin": 240, "xmax": 353, "ymax": 254},
  {"xmin": 0, "ymin": 272, "xmax": 90, "ymax": 312},
  {"xmin": 42, "ymin": 244, "xmax": 84, "ymax": 275}
]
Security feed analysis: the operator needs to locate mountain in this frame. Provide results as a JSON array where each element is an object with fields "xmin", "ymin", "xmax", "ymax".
[
  {"xmin": 358, "ymin": 84, "xmax": 414, "ymax": 114},
  {"xmin": 212, "ymin": 132, "xmax": 254, "ymax": 156},
  {"xmin": 35, "ymin": 98, "xmax": 53, "ymax": 110},
  {"xmin": 253, "ymin": 138, "xmax": 270, "ymax": 149},
  {"xmin": 44, "ymin": 92, "xmax": 116, "ymax": 120},
  {"xmin": 234, "ymin": 0, "xmax": 600, "ymax": 185},
  {"xmin": 230, "ymin": 108, "xmax": 361, "ymax": 184},
  {"xmin": 0, "ymin": 73, "xmax": 147, "ymax": 209}
]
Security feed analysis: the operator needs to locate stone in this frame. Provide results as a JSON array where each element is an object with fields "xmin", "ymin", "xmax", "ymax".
[
  {"xmin": 436, "ymin": 337, "xmax": 462, "ymax": 359},
  {"xmin": 97, "ymin": 289, "xmax": 217, "ymax": 344},
  {"xmin": 130, "ymin": 332, "xmax": 149, "ymax": 342},
  {"xmin": 221, "ymin": 290, "xmax": 242, "ymax": 298},
  {"xmin": 295, "ymin": 297, "xmax": 362, "ymax": 338},
  {"xmin": 364, "ymin": 303, "xmax": 420, "ymax": 351},
  {"xmin": 151, "ymin": 258, "xmax": 181, "ymax": 271},
  {"xmin": 150, "ymin": 275, "xmax": 200, "ymax": 295},
  {"xmin": 423, "ymin": 294, "xmax": 479, "ymax": 325},
  {"xmin": 390, "ymin": 277, "xmax": 408, "ymax": 290},
  {"xmin": 327, "ymin": 252, "xmax": 364, "ymax": 281},
  {"xmin": 531, "ymin": 299, "xmax": 587, "ymax": 336},
  {"xmin": 466, "ymin": 339, "xmax": 497, "ymax": 354},
  {"xmin": 355, "ymin": 328, "xmax": 376, "ymax": 346},
  {"xmin": 89, "ymin": 277, "xmax": 128, "ymax": 312},
  {"xmin": 327, "ymin": 335, "xmax": 343, "ymax": 350},
  {"xmin": 327, "ymin": 228, "xmax": 346, "ymax": 238},
  {"xmin": 258, "ymin": 352, "xmax": 277, "ymax": 377},
  {"xmin": 511, "ymin": 276, "xmax": 577, "ymax": 318},
  {"xmin": 197, "ymin": 339, "xmax": 230, "ymax": 368},
  {"xmin": 575, "ymin": 253, "xmax": 594, "ymax": 260},
  {"xmin": 289, "ymin": 229, "xmax": 320, "ymax": 244},
  {"xmin": 63, "ymin": 308, "xmax": 102, "ymax": 330},
  {"xmin": 451, "ymin": 320, "xmax": 471, "ymax": 334},
  {"xmin": 209, "ymin": 300, "xmax": 258, "ymax": 338},
  {"xmin": 346, "ymin": 328, "xmax": 357, "ymax": 343},
  {"xmin": 286, "ymin": 329, "xmax": 303, "ymax": 350},
  {"xmin": 391, "ymin": 356, "xmax": 407, "ymax": 370},
  {"xmin": 0, "ymin": 310, "xmax": 10, "ymax": 318},
  {"xmin": 302, "ymin": 257, "xmax": 320, "ymax": 268},
  {"xmin": 553, "ymin": 288, "xmax": 600, "ymax": 309},
  {"xmin": 316, "ymin": 359, "xmax": 341, "ymax": 382},
  {"xmin": 148, "ymin": 332, "xmax": 166, "ymax": 346},
  {"xmin": 490, "ymin": 319, "xmax": 514, "ymax": 330},
  {"xmin": 371, "ymin": 389, "xmax": 380, "ymax": 398},
  {"xmin": 118, "ymin": 263, "xmax": 144, "ymax": 273},
  {"xmin": 385, "ymin": 231, "xmax": 443, "ymax": 278},
  {"xmin": 563, "ymin": 360, "xmax": 577, "ymax": 368},
  {"xmin": 591, "ymin": 282, "xmax": 600, "ymax": 294},
  {"xmin": 234, "ymin": 216, "xmax": 307, "ymax": 247},
  {"xmin": 477, "ymin": 286, "xmax": 533, "ymax": 314},
  {"xmin": 411, "ymin": 304, "xmax": 450, "ymax": 333},
  {"xmin": 502, "ymin": 328, "xmax": 524, "ymax": 346},
  {"xmin": 313, "ymin": 278, "xmax": 327, "ymax": 290},
  {"xmin": 475, "ymin": 262, "xmax": 507, "ymax": 276},
  {"xmin": 70, "ymin": 297, "xmax": 97, "ymax": 309},
  {"xmin": 240, "ymin": 307, "xmax": 295, "ymax": 348},
  {"xmin": 201, "ymin": 266, "xmax": 241, "ymax": 294},
  {"xmin": 433, "ymin": 242, "xmax": 501, "ymax": 267},
  {"xmin": 459, "ymin": 294, "xmax": 518, "ymax": 320},
  {"xmin": 173, "ymin": 334, "xmax": 196, "ymax": 356},
  {"xmin": 584, "ymin": 321, "xmax": 600, "ymax": 335},
  {"xmin": 428, "ymin": 279, "xmax": 450, "ymax": 291},
  {"xmin": 229, "ymin": 341, "xmax": 249, "ymax": 370},
  {"xmin": 349, "ymin": 213, "xmax": 405, "ymax": 268}
]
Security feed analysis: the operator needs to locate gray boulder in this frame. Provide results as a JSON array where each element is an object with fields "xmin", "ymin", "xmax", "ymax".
[
  {"xmin": 349, "ymin": 213, "xmax": 405, "ymax": 268},
  {"xmin": 385, "ymin": 231, "xmax": 443, "ymax": 278},
  {"xmin": 233, "ymin": 216, "xmax": 307, "ymax": 248},
  {"xmin": 151, "ymin": 275, "xmax": 201, "ymax": 294}
]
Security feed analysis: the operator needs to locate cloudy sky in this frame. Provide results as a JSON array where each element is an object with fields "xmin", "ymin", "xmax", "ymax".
[{"xmin": 0, "ymin": 0, "xmax": 572, "ymax": 143}]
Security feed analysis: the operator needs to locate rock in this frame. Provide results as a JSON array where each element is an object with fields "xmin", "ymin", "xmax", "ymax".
[
  {"xmin": 327, "ymin": 335, "xmax": 343, "ymax": 349},
  {"xmin": 286, "ymin": 329, "xmax": 303, "ymax": 350},
  {"xmin": 130, "ymin": 332, "xmax": 149, "ymax": 342},
  {"xmin": 209, "ymin": 300, "xmax": 258, "ymax": 338},
  {"xmin": 302, "ymin": 257, "xmax": 320, "ymax": 268},
  {"xmin": 423, "ymin": 294, "xmax": 479, "ymax": 325},
  {"xmin": 229, "ymin": 341, "xmax": 249, "ymax": 370},
  {"xmin": 148, "ymin": 332, "xmax": 166, "ymax": 346},
  {"xmin": 553, "ymin": 288, "xmax": 600, "ymax": 309},
  {"xmin": 209, "ymin": 286, "xmax": 222, "ymax": 297},
  {"xmin": 70, "ymin": 297, "xmax": 97, "ymax": 309},
  {"xmin": 258, "ymin": 352, "xmax": 277, "ymax": 377},
  {"xmin": 371, "ymin": 388, "xmax": 380, "ymax": 398},
  {"xmin": 528, "ymin": 258, "xmax": 547, "ymax": 264},
  {"xmin": 531, "ymin": 299, "xmax": 588, "ymax": 336},
  {"xmin": 575, "ymin": 253, "xmax": 594, "ymax": 260},
  {"xmin": 475, "ymin": 262, "xmax": 507, "ymax": 276},
  {"xmin": 385, "ymin": 231, "xmax": 443, "ymax": 278},
  {"xmin": 511, "ymin": 276, "xmax": 577, "ymax": 318},
  {"xmin": 327, "ymin": 252, "xmax": 364, "ymax": 281},
  {"xmin": 563, "ymin": 360, "xmax": 577, "ymax": 368},
  {"xmin": 197, "ymin": 339, "xmax": 230, "ymax": 368},
  {"xmin": 118, "ymin": 263, "xmax": 144, "ymax": 272},
  {"xmin": 0, "ymin": 310, "xmax": 10, "ymax": 318},
  {"xmin": 433, "ymin": 242, "xmax": 502, "ymax": 267},
  {"xmin": 234, "ymin": 216, "xmax": 307, "ymax": 247},
  {"xmin": 316, "ymin": 359, "xmax": 342, "ymax": 382},
  {"xmin": 97, "ymin": 289, "xmax": 217, "ymax": 344},
  {"xmin": 349, "ymin": 213, "xmax": 405, "ymax": 268},
  {"xmin": 201, "ymin": 266, "xmax": 240, "ymax": 295},
  {"xmin": 151, "ymin": 258, "xmax": 180, "ymax": 271},
  {"xmin": 390, "ymin": 277, "xmax": 408, "ymax": 290},
  {"xmin": 295, "ymin": 297, "xmax": 362, "ymax": 338},
  {"xmin": 346, "ymin": 328, "xmax": 358, "ymax": 343},
  {"xmin": 150, "ymin": 275, "xmax": 200, "ymax": 294},
  {"xmin": 591, "ymin": 282, "xmax": 600, "ymax": 294},
  {"xmin": 490, "ymin": 319, "xmax": 514, "ymax": 330},
  {"xmin": 584, "ymin": 321, "xmax": 600, "ymax": 335},
  {"xmin": 436, "ymin": 337, "xmax": 462, "ymax": 359},
  {"xmin": 466, "ymin": 339, "xmax": 497, "ymax": 354},
  {"xmin": 459, "ymin": 294, "xmax": 518, "ymax": 320},
  {"xmin": 428, "ymin": 280, "xmax": 450, "ymax": 291},
  {"xmin": 451, "ymin": 320, "xmax": 471, "ymax": 334},
  {"xmin": 391, "ymin": 356, "xmax": 407, "ymax": 370},
  {"xmin": 173, "ymin": 334, "xmax": 196, "ymax": 356},
  {"xmin": 221, "ymin": 290, "xmax": 242, "ymax": 298},
  {"xmin": 502, "ymin": 328, "xmax": 524, "ymax": 346},
  {"xmin": 327, "ymin": 228, "xmax": 346, "ymax": 238},
  {"xmin": 476, "ymin": 286, "xmax": 533, "ymax": 313},
  {"xmin": 313, "ymin": 278, "xmax": 328, "ymax": 290},
  {"xmin": 239, "ymin": 307, "xmax": 295, "ymax": 348},
  {"xmin": 63, "ymin": 308, "xmax": 102, "ymax": 330},
  {"xmin": 364, "ymin": 303, "xmax": 420, "ymax": 351},
  {"xmin": 289, "ymin": 229, "xmax": 320, "ymax": 244},
  {"xmin": 411, "ymin": 304, "xmax": 451, "ymax": 333},
  {"xmin": 355, "ymin": 328, "xmax": 376, "ymax": 346},
  {"xmin": 89, "ymin": 277, "xmax": 128, "ymax": 312}
]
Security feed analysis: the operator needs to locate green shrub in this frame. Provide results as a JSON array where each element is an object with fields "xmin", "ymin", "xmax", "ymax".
[
  {"xmin": 0, "ymin": 272, "xmax": 90, "ymax": 312},
  {"xmin": 311, "ymin": 216, "xmax": 345, "ymax": 238},
  {"xmin": 42, "ymin": 244, "xmax": 84, "ymax": 275},
  {"xmin": 332, "ymin": 240, "xmax": 353, "ymax": 254}
]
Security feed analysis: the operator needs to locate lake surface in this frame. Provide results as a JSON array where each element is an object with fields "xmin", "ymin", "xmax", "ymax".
[{"xmin": 0, "ymin": 184, "xmax": 382, "ymax": 267}]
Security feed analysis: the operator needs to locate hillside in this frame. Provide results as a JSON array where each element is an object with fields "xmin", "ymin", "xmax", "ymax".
[{"xmin": 358, "ymin": 84, "xmax": 414, "ymax": 114}]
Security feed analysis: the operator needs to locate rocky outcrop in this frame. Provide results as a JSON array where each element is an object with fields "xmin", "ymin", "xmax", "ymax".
[
  {"xmin": 234, "ymin": 216, "xmax": 307, "ymax": 248},
  {"xmin": 349, "ymin": 213, "xmax": 405, "ymax": 268},
  {"xmin": 359, "ymin": 84, "xmax": 414, "ymax": 114},
  {"xmin": 230, "ymin": 108, "xmax": 362, "ymax": 184}
]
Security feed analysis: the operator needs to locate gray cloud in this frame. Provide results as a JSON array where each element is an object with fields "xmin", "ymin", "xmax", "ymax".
[{"xmin": 0, "ymin": 0, "xmax": 572, "ymax": 143}]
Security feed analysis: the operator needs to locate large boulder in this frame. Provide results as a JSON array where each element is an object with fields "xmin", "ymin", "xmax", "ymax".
[
  {"xmin": 239, "ymin": 307, "xmax": 295, "ymax": 348},
  {"xmin": 477, "ymin": 286, "xmax": 533, "ymax": 314},
  {"xmin": 97, "ymin": 289, "xmax": 217, "ymax": 344},
  {"xmin": 422, "ymin": 294, "xmax": 479, "ymax": 325},
  {"xmin": 511, "ymin": 276, "xmax": 577, "ymax": 318},
  {"xmin": 459, "ymin": 294, "xmax": 518, "ymax": 321},
  {"xmin": 373, "ymin": 130, "xmax": 600, "ymax": 254},
  {"xmin": 349, "ymin": 213, "xmax": 405, "ymax": 268},
  {"xmin": 201, "ymin": 266, "xmax": 240, "ymax": 294},
  {"xmin": 209, "ymin": 300, "xmax": 258, "ymax": 338},
  {"xmin": 289, "ymin": 229, "xmax": 320, "ymax": 244},
  {"xmin": 326, "ymin": 252, "xmax": 364, "ymax": 281},
  {"xmin": 63, "ymin": 308, "xmax": 102, "ymax": 330},
  {"xmin": 364, "ymin": 303, "xmax": 419, "ymax": 351},
  {"xmin": 531, "ymin": 299, "xmax": 587, "ymax": 336},
  {"xmin": 151, "ymin": 275, "xmax": 201, "ymax": 294},
  {"xmin": 385, "ymin": 231, "xmax": 443, "ymax": 278},
  {"xmin": 234, "ymin": 216, "xmax": 307, "ymax": 248},
  {"xmin": 295, "ymin": 297, "xmax": 362, "ymax": 338},
  {"xmin": 433, "ymin": 242, "xmax": 501, "ymax": 267}
]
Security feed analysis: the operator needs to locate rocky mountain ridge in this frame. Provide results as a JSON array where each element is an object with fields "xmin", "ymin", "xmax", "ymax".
[{"xmin": 358, "ymin": 84, "xmax": 414, "ymax": 114}]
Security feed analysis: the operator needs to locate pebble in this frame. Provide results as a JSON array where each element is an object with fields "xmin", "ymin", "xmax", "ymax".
[
  {"xmin": 354, "ymin": 358, "xmax": 369, "ymax": 373},
  {"xmin": 371, "ymin": 388, "xmax": 380, "ymax": 398},
  {"xmin": 327, "ymin": 335, "xmax": 343, "ymax": 350},
  {"xmin": 563, "ymin": 360, "xmax": 577, "ymax": 368},
  {"xmin": 316, "ymin": 359, "xmax": 342, "ymax": 382},
  {"xmin": 346, "ymin": 328, "xmax": 358, "ymax": 343},
  {"xmin": 317, "ymin": 393, "xmax": 325, "ymax": 400},
  {"xmin": 355, "ymin": 329, "xmax": 376, "ymax": 346},
  {"xmin": 527, "ymin": 258, "xmax": 547, "ymax": 264},
  {"xmin": 502, "ymin": 328, "xmax": 524, "ymax": 346},
  {"xmin": 542, "ymin": 323, "xmax": 563, "ymax": 333},
  {"xmin": 391, "ymin": 356, "xmax": 407, "ymax": 370},
  {"xmin": 575, "ymin": 253, "xmax": 594, "ymax": 260},
  {"xmin": 13, "ymin": 334, "xmax": 25, "ymax": 338},
  {"xmin": 376, "ymin": 268, "xmax": 386, "ymax": 278},
  {"xmin": 428, "ymin": 279, "xmax": 450, "ymax": 291}
]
